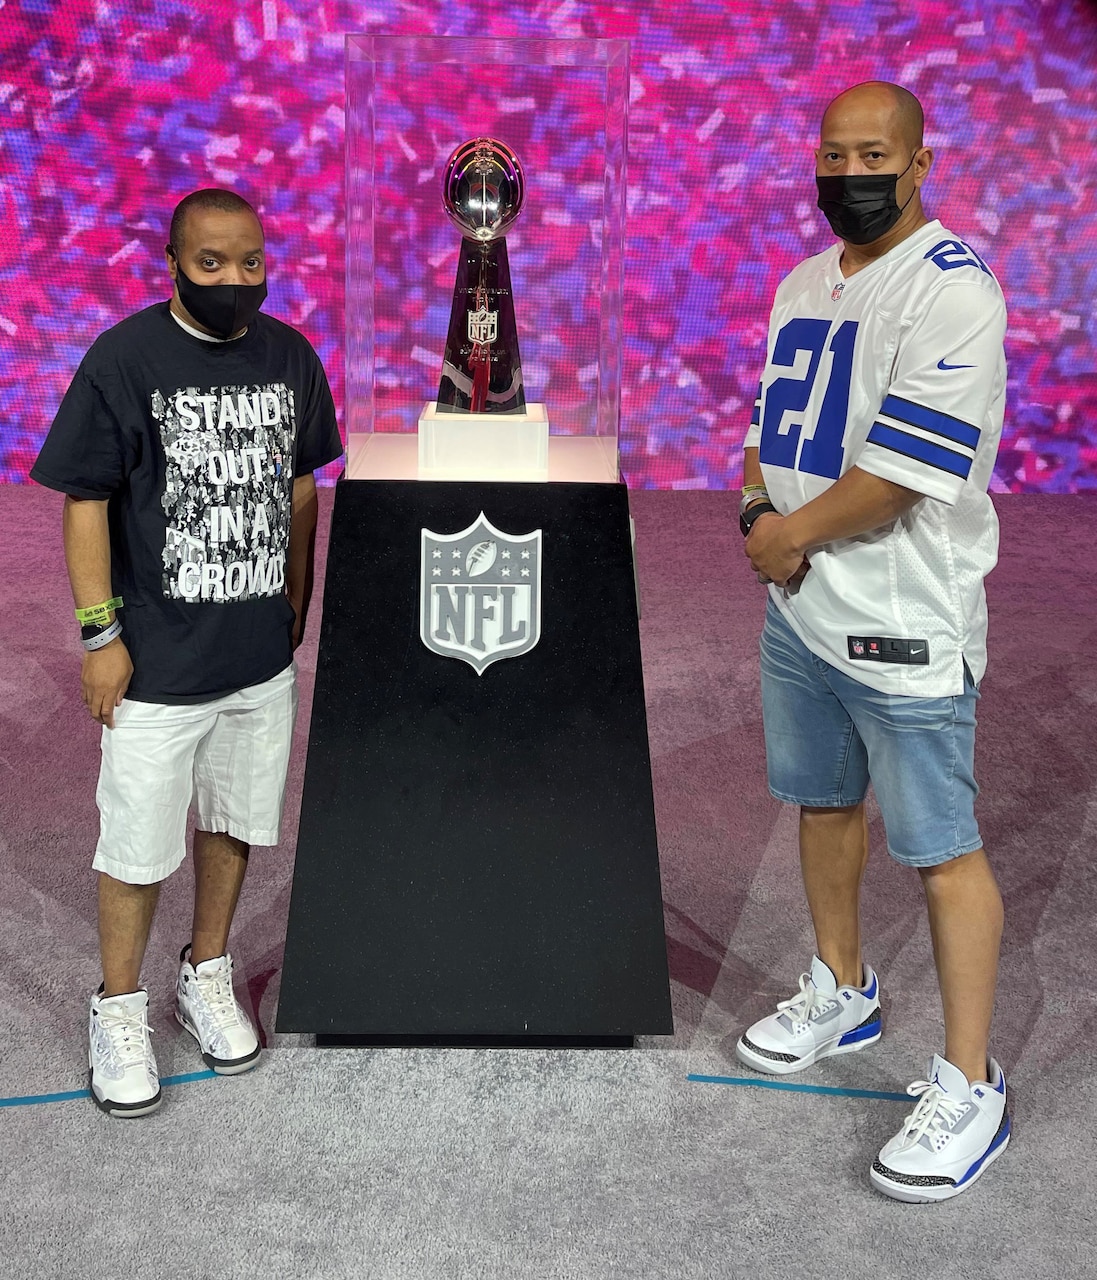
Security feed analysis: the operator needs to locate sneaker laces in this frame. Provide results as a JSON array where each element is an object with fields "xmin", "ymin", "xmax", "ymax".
[
  {"xmin": 895, "ymin": 1080, "xmax": 968, "ymax": 1146},
  {"xmin": 776, "ymin": 973, "xmax": 832, "ymax": 1027},
  {"xmin": 98, "ymin": 1007, "xmax": 155, "ymax": 1068},
  {"xmin": 193, "ymin": 968, "xmax": 244, "ymax": 1029}
]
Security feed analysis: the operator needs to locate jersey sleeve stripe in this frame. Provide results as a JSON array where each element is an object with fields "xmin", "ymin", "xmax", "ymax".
[
  {"xmin": 872, "ymin": 416, "xmax": 977, "ymax": 461},
  {"xmin": 750, "ymin": 382, "xmax": 762, "ymax": 429},
  {"xmin": 880, "ymin": 394, "xmax": 981, "ymax": 450},
  {"xmin": 865, "ymin": 423, "xmax": 974, "ymax": 479}
]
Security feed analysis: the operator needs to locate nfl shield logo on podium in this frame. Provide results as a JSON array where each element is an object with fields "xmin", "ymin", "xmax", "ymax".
[{"xmin": 420, "ymin": 513, "xmax": 542, "ymax": 674}]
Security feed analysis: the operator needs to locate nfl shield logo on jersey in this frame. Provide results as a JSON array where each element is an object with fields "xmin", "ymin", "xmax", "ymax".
[
  {"xmin": 831, "ymin": 282, "xmax": 845, "ymax": 301},
  {"xmin": 420, "ymin": 513, "xmax": 542, "ymax": 675}
]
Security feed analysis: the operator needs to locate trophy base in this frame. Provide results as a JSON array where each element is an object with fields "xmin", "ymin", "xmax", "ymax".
[{"xmin": 418, "ymin": 401, "xmax": 549, "ymax": 481}]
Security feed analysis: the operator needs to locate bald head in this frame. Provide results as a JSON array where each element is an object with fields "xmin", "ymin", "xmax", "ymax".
[
  {"xmin": 822, "ymin": 82, "xmax": 924, "ymax": 152},
  {"xmin": 815, "ymin": 81, "xmax": 932, "ymax": 250}
]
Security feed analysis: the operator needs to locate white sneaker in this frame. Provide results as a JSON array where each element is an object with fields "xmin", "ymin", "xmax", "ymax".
[
  {"xmin": 870, "ymin": 1054, "xmax": 1010, "ymax": 1202},
  {"xmin": 735, "ymin": 955, "xmax": 882, "ymax": 1075},
  {"xmin": 88, "ymin": 987, "xmax": 162, "ymax": 1117},
  {"xmin": 176, "ymin": 947, "xmax": 261, "ymax": 1075}
]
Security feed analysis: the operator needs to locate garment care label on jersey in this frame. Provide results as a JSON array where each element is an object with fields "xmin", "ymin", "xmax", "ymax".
[{"xmin": 847, "ymin": 636, "xmax": 930, "ymax": 665}]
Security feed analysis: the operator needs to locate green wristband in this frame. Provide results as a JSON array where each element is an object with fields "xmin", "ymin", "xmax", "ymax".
[{"xmin": 74, "ymin": 596, "xmax": 123, "ymax": 624}]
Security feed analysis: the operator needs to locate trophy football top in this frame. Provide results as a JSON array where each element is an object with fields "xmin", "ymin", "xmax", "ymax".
[{"xmin": 442, "ymin": 138, "xmax": 525, "ymax": 244}]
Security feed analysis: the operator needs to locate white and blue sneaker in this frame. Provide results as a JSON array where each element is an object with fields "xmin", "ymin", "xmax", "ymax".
[
  {"xmin": 735, "ymin": 955, "xmax": 882, "ymax": 1075},
  {"xmin": 176, "ymin": 947, "xmax": 261, "ymax": 1075},
  {"xmin": 871, "ymin": 1054, "xmax": 1010, "ymax": 1202},
  {"xmin": 88, "ymin": 987, "xmax": 162, "ymax": 1118}
]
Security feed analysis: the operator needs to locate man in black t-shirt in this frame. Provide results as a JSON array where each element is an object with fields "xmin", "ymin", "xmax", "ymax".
[{"xmin": 32, "ymin": 188, "xmax": 343, "ymax": 1117}]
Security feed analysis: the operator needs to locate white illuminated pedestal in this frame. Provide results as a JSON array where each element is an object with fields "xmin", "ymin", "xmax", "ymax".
[
  {"xmin": 417, "ymin": 401, "xmax": 548, "ymax": 481},
  {"xmin": 347, "ymin": 421, "xmax": 619, "ymax": 484}
]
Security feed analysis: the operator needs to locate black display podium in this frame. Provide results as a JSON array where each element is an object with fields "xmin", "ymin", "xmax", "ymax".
[{"xmin": 276, "ymin": 479, "xmax": 672, "ymax": 1043}]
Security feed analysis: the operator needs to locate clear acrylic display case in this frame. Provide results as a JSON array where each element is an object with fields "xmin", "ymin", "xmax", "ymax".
[{"xmin": 344, "ymin": 34, "xmax": 628, "ymax": 483}]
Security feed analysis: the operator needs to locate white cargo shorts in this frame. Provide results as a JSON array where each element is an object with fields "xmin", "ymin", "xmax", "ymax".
[{"xmin": 92, "ymin": 664, "xmax": 298, "ymax": 884}]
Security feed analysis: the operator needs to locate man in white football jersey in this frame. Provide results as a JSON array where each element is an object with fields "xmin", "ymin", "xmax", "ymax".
[{"xmin": 738, "ymin": 82, "xmax": 1009, "ymax": 1202}]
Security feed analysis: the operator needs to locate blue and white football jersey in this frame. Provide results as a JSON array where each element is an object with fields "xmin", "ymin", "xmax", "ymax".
[{"xmin": 744, "ymin": 219, "xmax": 1007, "ymax": 696}]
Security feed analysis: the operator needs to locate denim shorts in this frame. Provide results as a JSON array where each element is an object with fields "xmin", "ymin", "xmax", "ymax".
[{"xmin": 759, "ymin": 599, "xmax": 982, "ymax": 868}]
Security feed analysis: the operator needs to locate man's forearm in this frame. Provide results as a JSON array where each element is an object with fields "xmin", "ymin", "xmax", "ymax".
[
  {"xmin": 63, "ymin": 495, "xmax": 132, "ymax": 726},
  {"xmin": 782, "ymin": 466, "xmax": 922, "ymax": 555},
  {"xmin": 743, "ymin": 446, "xmax": 765, "ymax": 492},
  {"xmin": 743, "ymin": 450, "xmax": 922, "ymax": 551},
  {"xmin": 62, "ymin": 496, "xmax": 117, "ymax": 613},
  {"xmin": 286, "ymin": 474, "xmax": 318, "ymax": 637},
  {"xmin": 742, "ymin": 455, "xmax": 925, "ymax": 588}
]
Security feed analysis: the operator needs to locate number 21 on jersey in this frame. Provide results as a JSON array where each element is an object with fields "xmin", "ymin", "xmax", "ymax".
[{"xmin": 758, "ymin": 318, "xmax": 858, "ymax": 481}]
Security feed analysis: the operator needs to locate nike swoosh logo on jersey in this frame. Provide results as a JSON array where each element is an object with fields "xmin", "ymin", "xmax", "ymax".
[
  {"xmin": 937, "ymin": 359, "xmax": 975, "ymax": 371},
  {"xmin": 909, "ymin": 646, "xmax": 925, "ymax": 655}
]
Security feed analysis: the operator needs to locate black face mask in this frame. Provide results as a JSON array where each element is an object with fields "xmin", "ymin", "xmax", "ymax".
[
  {"xmin": 168, "ymin": 248, "xmax": 267, "ymax": 338},
  {"xmin": 815, "ymin": 154, "xmax": 918, "ymax": 245}
]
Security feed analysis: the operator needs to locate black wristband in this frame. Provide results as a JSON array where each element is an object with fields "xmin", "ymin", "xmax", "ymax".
[
  {"xmin": 80, "ymin": 621, "xmax": 113, "ymax": 642},
  {"xmin": 740, "ymin": 501, "xmax": 778, "ymax": 537}
]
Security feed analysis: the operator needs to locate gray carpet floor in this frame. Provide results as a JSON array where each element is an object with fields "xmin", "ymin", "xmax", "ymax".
[{"xmin": 1, "ymin": 485, "xmax": 1095, "ymax": 1279}]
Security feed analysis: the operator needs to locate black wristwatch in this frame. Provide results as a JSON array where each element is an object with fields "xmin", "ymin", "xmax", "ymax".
[{"xmin": 740, "ymin": 500, "xmax": 778, "ymax": 537}]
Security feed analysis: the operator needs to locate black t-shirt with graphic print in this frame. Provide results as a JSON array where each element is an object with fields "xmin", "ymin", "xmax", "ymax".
[{"xmin": 31, "ymin": 302, "xmax": 343, "ymax": 703}]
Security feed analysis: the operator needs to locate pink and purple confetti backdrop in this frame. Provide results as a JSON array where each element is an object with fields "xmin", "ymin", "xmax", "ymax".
[{"xmin": 2, "ymin": 0, "xmax": 1095, "ymax": 490}]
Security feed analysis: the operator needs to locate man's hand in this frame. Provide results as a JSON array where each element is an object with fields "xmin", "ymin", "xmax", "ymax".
[
  {"xmin": 81, "ymin": 640, "xmax": 133, "ymax": 728},
  {"xmin": 745, "ymin": 512, "xmax": 809, "ymax": 587},
  {"xmin": 785, "ymin": 559, "xmax": 812, "ymax": 591}
]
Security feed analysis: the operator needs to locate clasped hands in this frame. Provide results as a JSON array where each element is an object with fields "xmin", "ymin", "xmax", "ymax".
[{"xmin": 744, "ymin": 512, "xmax": 811, "ymax": 590}]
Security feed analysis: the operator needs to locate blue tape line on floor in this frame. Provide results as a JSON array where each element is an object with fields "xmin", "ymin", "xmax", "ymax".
[
  {"xmin": 0, "ymin": 1069, "xmax": 217, "ymax": 1109},
  {"xmin": 688, "ymin": 1072, "xmax": 910, "ymax": 1102},
  {"xmin": 3, "ymin": 1069, "xmax": 910, "ymax": 1109}
]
